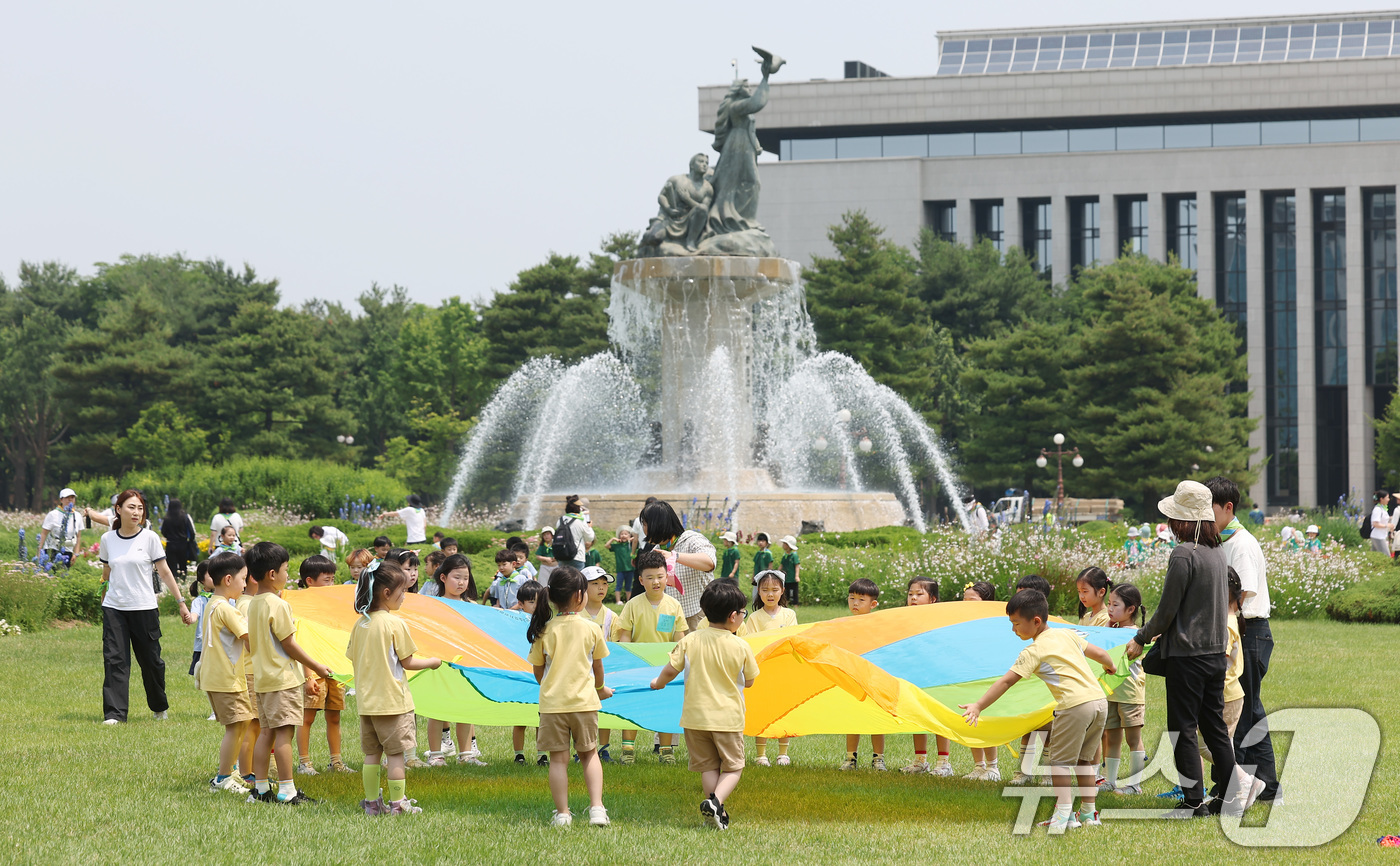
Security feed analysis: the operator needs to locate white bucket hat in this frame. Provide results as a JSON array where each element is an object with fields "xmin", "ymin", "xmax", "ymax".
[
  {"xmin": 1158, "ymin": 480, "xmax": 1216, "ymax": 522},
  {"xmin": 720, "ymin": 531, "xmax": 737, "ymax": 544},
  {"xmin": 59, "ymin": 488, "xmax": 77, "ymax": 499},
  {"xmin": 779, "ymin": 534, "xmax": 798, "ymax": 549},
  {"xmin": 1306, "ymin": 524, "xmax": 1320, "ymax": 534},
  {"xmin": 1127, "ymin": 526, "xmax": 1141, "ymax": 537}
]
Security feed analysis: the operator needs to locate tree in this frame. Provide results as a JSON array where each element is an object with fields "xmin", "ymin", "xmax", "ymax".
[
  {"xmin": 375, "ymin": 403, "xmax": 474, "ymax": 500},
  {"xmin": 111, "ymin": 401, "xmax": 211, "ymax": 471},
  {"xmin": 479, "ymin": 253, "xmax": 613, "ymax": 383},
  {"xmin": 1374, "ymin": 390, "xmax": 1400, "ymax": 491},
  {"xmin": 915, "ymin": 231, "xmax": 1053, "ymax": 348}
]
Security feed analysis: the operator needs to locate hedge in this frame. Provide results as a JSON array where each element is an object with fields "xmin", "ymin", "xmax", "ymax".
[{"xmin": 1326, "ymin": 571, "xmax": 1400, "ymax": 623}]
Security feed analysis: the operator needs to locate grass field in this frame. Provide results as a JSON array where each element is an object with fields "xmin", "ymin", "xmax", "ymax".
[{"xmin": 0, "ymin": 610, "xmax": 1394, "ymax": 864}]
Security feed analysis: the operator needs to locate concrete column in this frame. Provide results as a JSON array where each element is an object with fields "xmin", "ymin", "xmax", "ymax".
[
  {"xmin": 955, "ymin": 197, "xmax": 974, "ymax": 246},
  {"xmin": 1196, "ymin": 191, "xmax": 1216, "ymax": 302},
  {"xmin": 1246, "ymin": 189, "xmax": 1268, "ymax": 510},
  {"xmin": 1346, "ymin": 186, "xmax": 1368, "ymax": 499},
  {"xmin": 1148, "ymin": 191, "xmax": 1167, "ymax": 263},
  {"xmin": 1053, "ymin": 195, "xmax": 1072, "ymax": 285},
  {"xmin": 1101, "ymin": 192, "xmax": 1120, "ymax": 261},
  {"xmin": 1295, "ymin": 189, "xmax": 1317, "ymax": 507},
  {"xmin": 1003, "ymin": 197, "xmax": 1022, "ymax": 256}
]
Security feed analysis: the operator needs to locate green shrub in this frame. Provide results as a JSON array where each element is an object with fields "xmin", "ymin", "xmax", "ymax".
[
  {"xmin": 1316, "ymin": 515, "xmax": 1363, "ymax": 549},
  {"xmin": 800, "ymin": 527, "xmax": 925, "ymax": 549},
  {"xmin": 0, "ymin": 566, "xmax": 59, "ymax": 631},
  {"xmin": 1326, "ymin": 571, "xmax": 1400, "ymax": 622},
  {"xmin": 53, "ymin": 575, "xmax": 106, "ymax": 623}
]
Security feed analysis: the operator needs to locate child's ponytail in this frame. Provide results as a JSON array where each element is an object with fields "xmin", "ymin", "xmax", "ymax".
[{"xmin": 528, "ymin": 566, "xmax": 585, "ymax": 644}]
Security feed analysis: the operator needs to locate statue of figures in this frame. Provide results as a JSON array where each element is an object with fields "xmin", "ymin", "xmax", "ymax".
[{"xmin": 640, "ymin": 153, "xmax": 714, "ymax": 257}]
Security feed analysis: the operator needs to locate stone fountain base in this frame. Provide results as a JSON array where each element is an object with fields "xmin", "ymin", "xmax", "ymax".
[{"xmin": 520, "ymin": 491, "xmax": 907, "ymax": 537}]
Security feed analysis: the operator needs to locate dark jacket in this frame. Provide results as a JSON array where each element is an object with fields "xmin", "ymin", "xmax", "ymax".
[
  {"xmin": 1135, "ymin": 541, "xmax": 1228, "ymax": 657},
  {"xmin": 161, "ymin": 513, "xmax": 199, "ymax": 561}
]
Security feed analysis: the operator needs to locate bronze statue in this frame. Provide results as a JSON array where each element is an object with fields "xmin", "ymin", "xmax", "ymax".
[{"xmin": 640, "ymin": 153, "xmax": 714, "ymax": 256}]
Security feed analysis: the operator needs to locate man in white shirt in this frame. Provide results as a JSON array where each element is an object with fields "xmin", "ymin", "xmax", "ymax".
[
  {"xmin": 964, "ymin": 496, "xmax": 989, "ymax": 538},
  {"xmin": 1368, "ymin": 490, "xmax": 1393, "ymax": 555},
  {"xmin": 40, "ymin": 487, "xmax": 82, "ymax": 558},
  {"xmin": 1205, "ymin": 476, "xmax": 1280, "ymax": 802}
]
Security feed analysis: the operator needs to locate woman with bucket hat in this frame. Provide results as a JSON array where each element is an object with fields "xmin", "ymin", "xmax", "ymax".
[{"xmin": 1124, "ymin": 480, "xmax": 1262, "ymax": 818}]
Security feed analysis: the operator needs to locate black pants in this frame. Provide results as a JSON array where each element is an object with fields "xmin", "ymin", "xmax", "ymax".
[
  {"xmin": 786, "ymin": 583, "xmax": 798, "ymax": 605},
  {"xmin": 102, "ymin": 607, "xmax": 168, "ymax": 722},
  {"xmin": 1235, "ymin": 617, "xmax": 1279, "ymax": 797},
  {"xmin": 1164, "ymin": 653, "xmax": 1235, "ymax": 806}
]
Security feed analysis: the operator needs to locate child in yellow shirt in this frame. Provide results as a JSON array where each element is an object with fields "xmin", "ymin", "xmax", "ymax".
[
  {"xmin": 295, "ymin": 556, "xmax": 350, "ymax": 776},
  {"xmin": 737, "ymin": 570, "xmax": 796, "ymax": 766},
  {"xmin": 580, "ymin": 565, "xmax": 618, "ymax": 762},
  {"xmin": 199, "ymin": 552, "xmax": 252, "ymax": 795},
  {"xmin": 614, "ymin": 549, "xmax": 687, "ymax": 764}
]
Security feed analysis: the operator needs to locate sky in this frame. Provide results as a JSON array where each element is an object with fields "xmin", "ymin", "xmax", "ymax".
[{"xmin": 4, "ymin": 0, "xmax": 1397, "ymax": 309}]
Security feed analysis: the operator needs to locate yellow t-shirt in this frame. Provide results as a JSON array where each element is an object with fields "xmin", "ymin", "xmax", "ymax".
[
  {"xmin": 668, "ymin": 626, "xmax": 761, "ymax": 732},
  {"xmin": 248, "ymin": 592, "xmax": 304, "ymax": 693},
  {"xmin": 1079, "ymin": 608, "xmax": 1111, "ymax": 627},
  {"xmin": 1224, "ymin": 616, "xmax": 1244, "ymax": 704},
  {"xmin": 235, "ymin": 594, "xmax": 256, "ymax": 677},
  {"xmin": 580, "ymin": 604, "xmax": 614, "ymax": 639},
  {"xmin": 346, "ymin": 610, "xmax": 419, "ymax": 716},
  {"xmin": 614, "ymin": 593, "xmax": 687, "ymax": 643},
  {"xmin": 526, "ymin": 614, "xmax": 609, "ymax": 713},
  {"xmin": 1009, "ymin": 627, "xmax": 1104, "ymax": 711},
  {"xmin": 199, "ymin": 596, "xmax": 248, "ymax": 694},
  {"xmin": 736, "ymin": 606, "xmax": 798, "ymax": 636},
  {"xmin": 1106, "ymin": 655, "xmax": 1145, "ymax": 706}
]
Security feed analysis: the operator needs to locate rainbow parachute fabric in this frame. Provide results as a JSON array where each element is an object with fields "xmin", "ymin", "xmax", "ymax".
[{"xmin": 287, "ymin": 587, "xmax": 1139, "ymax": 747}]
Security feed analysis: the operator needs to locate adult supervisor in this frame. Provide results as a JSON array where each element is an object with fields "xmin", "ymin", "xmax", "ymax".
[
  {"xmin": 1205, "ymin": 475, "xmax": 1281, "ymax": 803},
  {"xmin": 638, "ymin": 499, "xmax": 716, "ymax": 632},
  {"xmin": 100, "ymin": 489, "xmax": 195, "ymax": 724},
  {"xmin": 1125, "ymin": 480, "xmax": 1259, "ymax": 818}
]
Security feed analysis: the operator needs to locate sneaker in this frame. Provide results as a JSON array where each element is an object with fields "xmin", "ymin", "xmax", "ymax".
[
  {"xmin": 404, "ymin": 756, "xmax": 428, "ymax": 769},
  {"xmin": 426, "ymin": 754, "xmax": 448, "ymax": 768},
  {"xmin": 245, "ymin": 789, "xmax": 277, "ymax": 805},
  {"xmin": 1007, "ymin": 771, "xmax": 1033, "ymax": 785},
  {"xmin": 281, "ymin": 790, "xmax": 319, "ymax": 805},
  {"xmin": 1038, "ymin": 811, "xmax": 1081, "ymax": 833},
  {"xmin": 658, "ymin": 751, "xmax": 676, "ymax": 766},
  {"xmin": 206, "ymin": 713, "xmax": 217, "ymax": 721},
  {"xmin": 1161, "ymin": 799, "xmax": 1210, "ymax": 819},
  {"xmin": 598, "ymin": 748, "xmax": 612, "ymax": 763},
  {"xmin": 931, "ymin": 761, "xmax": 953, "ymax": 777},
  {"xmin": 101, "ymin": 718, "xmax": 120, "ymax": 726},
  {"xmin": 717, "ymin": 801, "xmax": 731, "ymax": 830},
  {"xmin": 700, "ymin": 795, "xmax": 724, "ymax": 830},
  {"xmin": 514, "ymin": 754, "xmax": 527, "ymax": 765},
  {"xmin": 619, "ymin": 749, "xmax": 635, "ymax": 766},
  {"xmin": 901, "ymin": 761, "xmax": 930, "ymax": 774},
  {"xmin": 551, "ymin": 810, "xmax": 573, "ymax": 827},
  {"xmin": 457, "ymin": 754, "xmax": 488, "ymax": 767},
  {"xmin": 536, "ymin": 755, "xmax": 549, "ymax": 767},
  {"xmin": 441, "ymin": 734, "xmax": 455, "ymax": 754},
  {"xmin": 1241, "ymin": 775, "xmax": 1266, "ymax": 811},
  {"xmin": 1114, "ymin": 784, "xmax": 1143, "ymax": 795},
  {"xmin": 1078, "ymin": 809, "xmax": 1102, "ymax": 827},
  {"xmin": 209, "ymin": 775, "xmax": 249, "ymax": 795},
  {"xmin": 361, "ymin": 797, "xmax": 389, "ymax": 816},
  {"xmin": 387, "ymin": 798, "xmax": 422, "ymax": 815},
  {"xmin": 775, "ymin": 755, "xmax": 791, "ymax": 766},
  {"xmin": 871, "ymin": 756, "xmax": 887, "ymax": 772},
  {"xmin": 1156, "ymin": 785, "xmax": 1183, "ymax": 799},
  {"xmin": 327, "ymin": 757, "xmax": 354, "ymax": 773},
  {"xmin": 588, "ymin": 805, "xmax": 610, "ymax": 827},
  {"xmin": 153, "ymin": 710, "xmax": 168, "ymax": 721},
  {"xmin": 1096, "ymin": 777, "xmax": 1117, "ymax": 792},
  {"xmin": 295, "ymin": 759, "xmax": 320, "ymax": 776},
  {"xmin": 755, "ymin": 756, "xmax": 772, "ymax": 767},
  {"xmin": 1094, "ymin": 775, "xmax": 1106, "ymax": 788},
  {"xmin": 838, "ymin": 757, "xmax": 858, "ymax": 771},
  {"xmin": 346, "ymin": 688, "xmax": 355, "ymax": 696},
  {"xmin": 467, "ymin": 737, "xmax": 480, "ymax": 758},
  {"xmin": 964, "ymin": 766, "xmax": 988, "ymax": 781},
  {"xmin": 984, "ymin": 766, "xmax": 1001, "ymax": 782}
]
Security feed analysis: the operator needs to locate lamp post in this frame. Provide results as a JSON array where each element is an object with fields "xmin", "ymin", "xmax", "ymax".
[
  {"xmin": 813, "ymin": 409, "xmax": 873, "ymax": 490},
  {"xmin": 1036, "ymin": 433, "xmax": 1083, "ymax": 513}
]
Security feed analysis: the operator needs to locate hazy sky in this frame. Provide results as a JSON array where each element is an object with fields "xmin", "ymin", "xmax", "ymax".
[{"xmin": 4, "ymin": 1, "xmax": 1395, "ymax": 308}]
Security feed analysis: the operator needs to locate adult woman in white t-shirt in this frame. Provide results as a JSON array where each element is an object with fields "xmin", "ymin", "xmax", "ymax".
[
  {"xmin": 380, "ymin": 494, "xmax": 429, "ymax": 545},
  {"xmin": 1370, "ymin": 490, "xmax": 1394, "ymax": 555},
  {"xmin": 100, "ymin": 489, "xmax": 195, "ymax": 725}
]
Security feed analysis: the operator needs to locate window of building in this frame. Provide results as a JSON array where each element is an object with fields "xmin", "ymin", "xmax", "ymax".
[
  {"xmin": 1070, "ymin": 198, "xmax": 1099, "ymax": 272},
  {"xmin": 1022, "ymin": 199, "xmax": 1053, "ymax": 277},
  {"xmin": 1167, "ymin": 194, "xmax": 1198, "ymax": 272},
  {"xmin": 1216, "ymin": 195, "xmax": 1247, "ymax": 331},
  {"xmin": 1366, "ymin": 189, "xmax": 1398, "ymax": 386},
  {"xmin": 1314, "ymin": 191, "xmax": 1349, "ymax": 505},
  {"xmin": 974, "ymin": 200, "xmax": 1004, "ymax": 252},
  {"xmin": 926, "ymin": 201, "xmax": 957, "ymax": 243},
  {"xmin": 1118, "ymin": 195, "xmax": 1148, "ymax": 256},
  {"xmin": 1265, "ymin": 192, "xmax": 1298, "ymax": 505}
]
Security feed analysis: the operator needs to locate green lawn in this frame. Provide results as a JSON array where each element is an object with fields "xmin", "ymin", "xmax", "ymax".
[{"xmin": 0, "ymin": 614, "xmax": 1394, "ymax": 864}]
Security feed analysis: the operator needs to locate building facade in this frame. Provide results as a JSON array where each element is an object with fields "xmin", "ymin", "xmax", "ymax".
[{"xmin": 697, "ymin": 12, "xmax": 1400, "ymax": 509}]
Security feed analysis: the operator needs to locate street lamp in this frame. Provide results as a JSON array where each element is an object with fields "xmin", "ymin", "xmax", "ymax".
[
  {"xmin": 336, "ymin": 434, "xmax": 355, "ymax": 445},
  {"xmin": 1037, "ymin": 433, "xmax": 1083, "ymax": 512}
]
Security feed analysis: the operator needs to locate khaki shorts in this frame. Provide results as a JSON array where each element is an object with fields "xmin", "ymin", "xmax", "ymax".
[
  {"xmin": 257, "ymin": 685, "xmax": 305, "ymax": 730},
  {"xmin": 537, "ymin": 711, "xmax": 599, "ymax": 754},
  {"xmin": 1104, "ymin": 701, "xmax": 1145, "ymax": 730},
  {"xmin": 305, "ymin": 677, "xmax": 345, "ymax": 712},
  {"xmin": 685, "ymin": 728, "xmax": 745, "ymax": 773},
  {"xmin": 685, "ymin": 611, "xmax": 706, "ymax": 633},
  {"xmin": 245, "ymin": 674, "xmax": 260, "ymax": 720},
  {"xmin": 208, "ymin": 689, "xmax": 254, "ymax": 725},
  {"xmin": 361, "ymin": 712, "xmax": 418, "ymax": 757},
  {"xmin": 1046, "ymin": 698, "xmax": 1108, "ymax": 767},
  {"xmin": 1200, "ymin": 698, "xmax": 1244, "ymax": 764}
]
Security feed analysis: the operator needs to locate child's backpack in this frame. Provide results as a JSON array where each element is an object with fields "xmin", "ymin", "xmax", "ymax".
[{"xmin": 551, "ymin": 515, "xmax": 580, "ymax": 563}]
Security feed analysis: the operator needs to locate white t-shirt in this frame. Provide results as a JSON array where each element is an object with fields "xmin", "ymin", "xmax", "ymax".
[
  {"xmin": 99, "ymin": 528, "xmax": 166, "ymax": 611},
  {"xmin": 210, "ymin": 512, "xmax": 244, "ymax": 540},
  {"xmin": 1224, "ymin": 524, "xmax": 1270, "ymax": 620},
  {"xmin": 1370, "ymin": 505, "xmax": 1392, "ymax": 540},
  {"xmin": 396, "ymin": 507, "xmax": 428, "ymax": 544},
  {"xmin": 316, "ymin": 526, "xmax": 350, "ymax": 556},
  {"xmin": 41, "ymin": 508, "xmax": 81, "ymax": 550}
]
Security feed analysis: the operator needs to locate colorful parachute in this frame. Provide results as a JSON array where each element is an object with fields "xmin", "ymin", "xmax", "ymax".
[{"xmin": 287, "ymin": 587, "xmax": 1139, "ymax": 747}]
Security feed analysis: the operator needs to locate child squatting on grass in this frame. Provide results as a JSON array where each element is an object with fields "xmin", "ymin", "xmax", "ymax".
[
  {"xmin": 526, "ymin": 566, "xmax": 613, "ymax": 827},
  {"xmin": 650, "ymin": 579, "xmax": 760, "ymax": 830},
  {"xmin": 960, "ymin": 589, "xmax": 1117, "ymax": 833},
  {"xmin": 349, "ymin": 558, "xmax": 442, "ymax": 815}
]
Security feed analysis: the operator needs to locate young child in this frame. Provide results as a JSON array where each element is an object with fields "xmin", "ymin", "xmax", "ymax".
[
  {"xmin": 650, "ymin": 580, "xmax": 760, "ymax": 830},
  {"xmin": 1199, "ymin": 569, "xmax": 1247, "ymax": 799},
  {"xmin": 246, "ymin": 542, "xmax": 334, "ymax": 805},
  {"xmin": 614, "ymin": 548, "xmax": 687, "ymax": 765},
  {"xmin": 1076, "ymin": 567, "xmax": 1112, "ymax": 627},
  {"xmin": 1008, "ymin": 574, "xmax": 1053, "ymax": 785},
  {"xmin": 189, "ymin": 560, "xmax": 213, "ymax": 677},
  {"xmin": 488, "ymin": 549, "xmax": 527, "ymax": 609},
  {"xmin": 738, "ymin": 570, "xmax": 797, "ymax": 766},
  {"xmin": 512, "ymin": 542, "xmax": 537, "ymax": 581},
  {"xmin": 372, "ymin": 536, "xmax": 392, "ymax": 560},
  {"xmin": 235, "ymin": 566, "xmax": 261, "ymax": 785},
  {"xmin": 583, "ymin": 538, "xmax": 601, "ymax": 570},
  {"xmin": 1102, "ymin": 582, "xmax": 1148, "ymax": 795},
  {"xmin": 719, "ymin": 531, "xmax": 741, "ymax": 582},
  {"xmin": 422, "ymin": 550, "xmax": 447, "ymax": 591},
  {"xmin": 778, "ymin": 535, "xmax": 800, "ymax": 605},
  {"xmin": 526, "ymin": 566, "xmax": 614, "ymax": 826},
  {"xmin": 213, "ymin": 525, "xmax": 240, "ymax": 556},
  {"xmin": 841, "ymin": 578, "xmax": 885, "ymax": 770},
  {"xmin": 440, "ymin": 537, "xmax": 459, "ymax": 557},
  {"xmin": 425, "ymin": 555, "xmax": 485, "ymax": 767},
  {"xmin": 902, "ymin": 576, "xmax": 953, "ymax": 776},
  {"xmin": 961, "ymin": 589, "xmax": 1117, "ymax": 833},
  {"xmin": 535, "ymin": 528, "xmax": 558, "ymax": 585},
  {"xmin": 345, "ymin": 548, "xmax": 373, "ymax": 586},
  {"xmin": 511, "ymin": 580, "xmax": 546, "ymax": 765},
  {"xmin": 432, "ymin": 531, "xmax": 446, "ymax": 550},
  {"xmin": 609, "ymin": 527, "xmax": 635, "ymax": 603},
  {"xmin": 385, "ymin": 548, "xmax": 421, "ymax": 593},
  {"xmin": 1123, "ymin": 526, "xmax": 1145, "ymax": 567},
  {"xmin": 295, "ymin": 555, "xmax": 352, "ymax": 776},
  {"xmin": 1303, "ymin": 524, "xmax": 1323, "ymax": 554},
  {"xmin": 751, "ymin": 533, "xmax": 773, "ymax": 595},
  {"xmin": 199, "ymin": 552, "xmax": 253, "ymax": 794},
  {"xmin": 961, "ymin": 580, "xmax": 1001, "ymax": 780},
  {"xmin": 348, "ymin": 559, "xmax": 442, "ymax": 815}
]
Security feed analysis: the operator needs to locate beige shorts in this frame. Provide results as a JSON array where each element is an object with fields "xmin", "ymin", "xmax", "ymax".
[
  {"xmin": 685, "ymin": 728, "xmax": 745, "ymax": 773},
  {"xmin": 1104, "ymin": 701, "xmax": 1145, "ymax": 730},
  {"xmin": 208, "ymin": 689, "xmax": 254, "ymax": 725},
  {"xmin": 685, "ymin": 611, "xmax": 706, "ymax": 633},
  {"xmin": 1047, "ymin": 698, "xmax": 1108, "ymax": 767},
  {"xmin": 361, "ymin": 712, "xmax": 418, "ymax": 757},
  {"xmin": 537, "ymin": 711, "xmax": 599, "ymax": 754},
  {"xmin": 245, "ymin": 674, "xmax": 260, "ymax": 720},
  {"xmin": 257, "ymin": 685, "xmax": 305, "ymax": 730},
  {"xmin": 305, "ymin": 677, "xmax": 345, "ymax": 712},
  {"xmin": 1200, "ymin": 697, "xmax": 1244, "ymax": 764}
]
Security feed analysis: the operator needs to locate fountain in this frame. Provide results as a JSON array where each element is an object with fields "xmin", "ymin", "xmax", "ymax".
[{"xmin": 440, "ymin": 48, "xmax": 967, "ymax": 535}]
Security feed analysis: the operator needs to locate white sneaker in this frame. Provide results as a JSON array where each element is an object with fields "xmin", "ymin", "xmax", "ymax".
[
  {"xmin": 102, "ymin": 719, "xmax": 120, "ymax": 726},
  {"xmin": 1114, "ymin": 783, "xmax": 1143, "ymax": 795},
  {"xmin": 442, "ymin": 734, "xmax": 455, "ymax": 754},
  {"xmin": 931, "ymin": 760, "xmax": 953, "ymax": 777},
  {"xmin": 153, "ymin": 710, "xmax": 168, "ymax": 721},
  {"xmin": 465, "ymin": 738, "xmax": 482, "ymax": 759},
  {"xmin": 209, "ymin": 775, "xmax": 249, "ymax": 794},
  {"xmin": 964, "ymin": 766, "xmax": 987, "ymax": 780},
  {"xmin": 346, "ymin": 688, "xmax": 355, "ymax": 696},
  {"xmin": 900, "ymin": 761, "xmax": 930, "ymax": 774},
  {"xmin": 1096, "ymin": 777, "xmax": 1118, "ymax": 792},
  {"xmin": 775, "ymin": 754, "xmax": 791, "ymax": 766},
  {"xmin": 755, "ymin": 756, "xmax": 771, "ymax": 767},
  {"xmin": 984, "ymin": 765, "xmax": 1001, "ymax": 782},
  {"xmin": 588, "ymin": 805, "xmax": 610, "ymax": 826},
  {"xmin": 457, "ymin": 754, "xmax": 488, "ymax": 767},
  {"xmin": 551, "ymin": 810, "xmax": 573, "ymax": 827},
  {"xmin": 1078, "ymin": 808, "xmax": 1101, "ymax": 826},
  {"xmin": 206, "ymin": 713, "xmax": 217, "ymax": 721},
  {"xmin": 1007, "ymin": 770, "xmax": 1032, "ymax": 785},
  {"xmin": 1038, "ymin": 811, "xmax": 1081, "ymax": 833}
]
